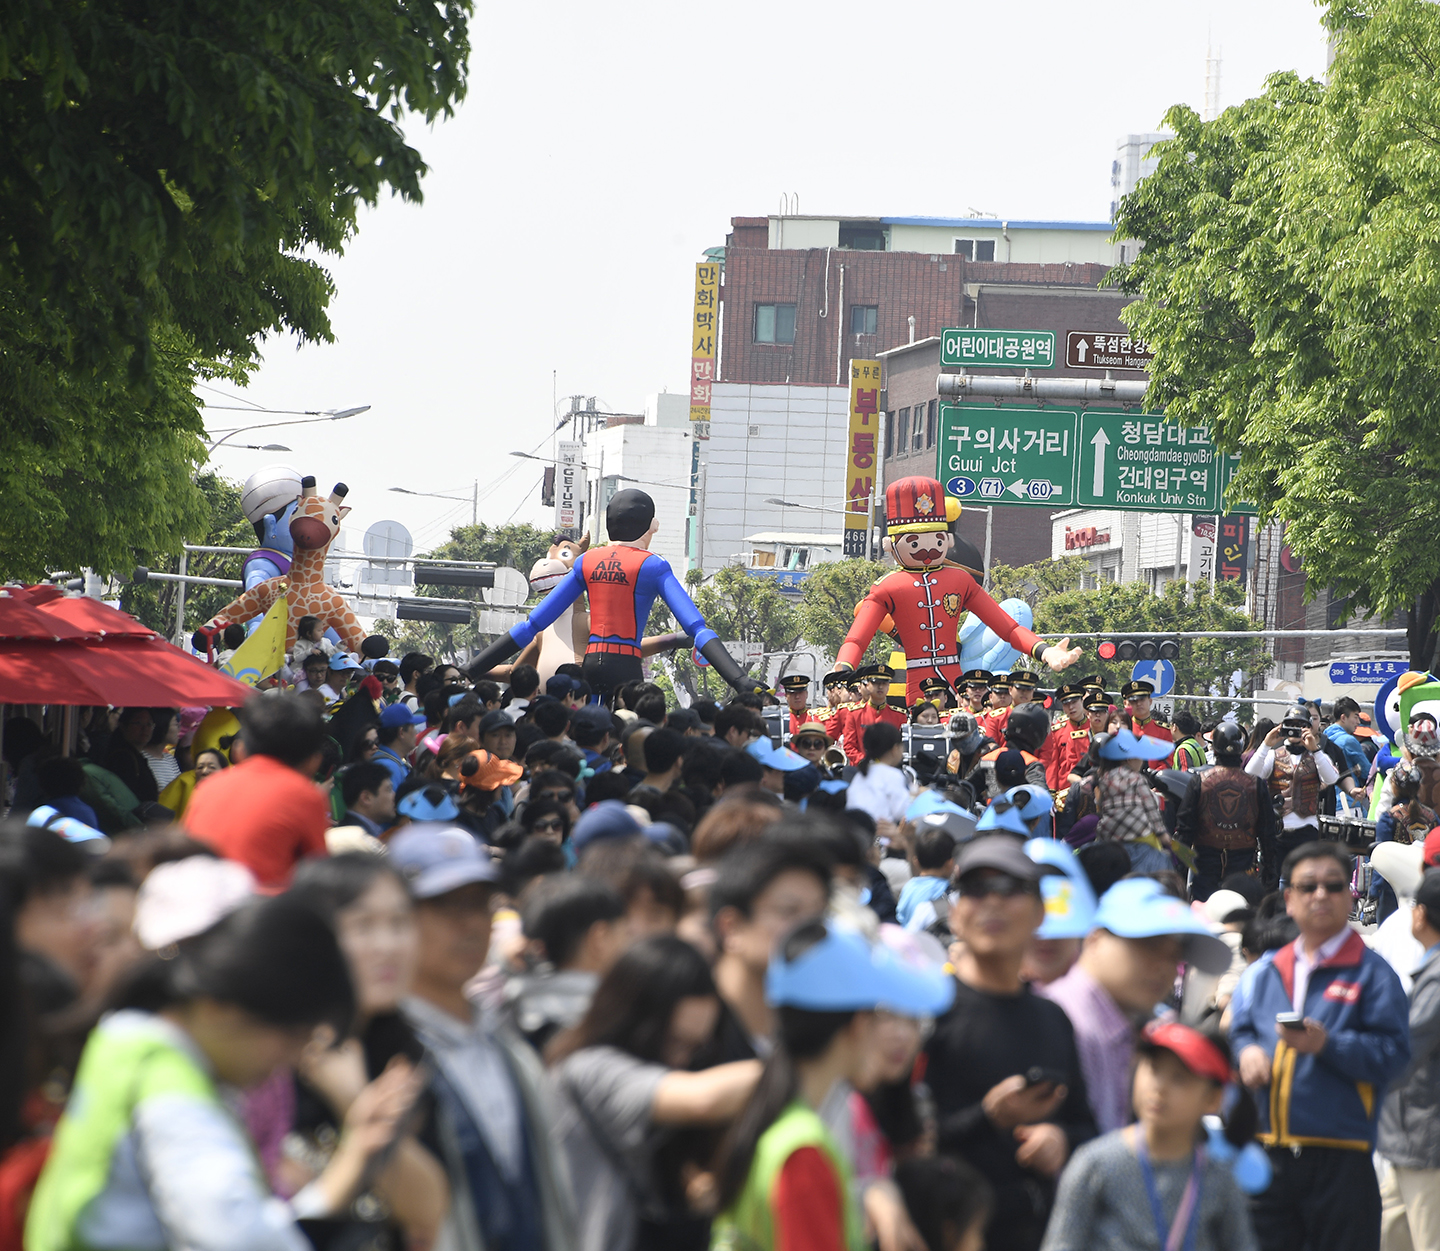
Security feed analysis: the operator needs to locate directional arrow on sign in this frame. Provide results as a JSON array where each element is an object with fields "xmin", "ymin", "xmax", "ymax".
[
  {"xmin": 1090, "ymin": 427, "xmax": 1110, "ymax": 496},
  {"xmin": 1076, "ymin": 338, "xmax": 1088, "ymax": 363},
  {"xmin": 1006, "ymin": 480, "xmax": 1028, "ymax": 499}
]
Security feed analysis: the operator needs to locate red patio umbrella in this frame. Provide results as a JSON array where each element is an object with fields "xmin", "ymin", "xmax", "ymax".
[
  {"xmin": 0, "ymin": 638, "xmax": 256, "ymax": 707},
  {"xmin": 0, "ymin": 595, "xmax": 100, "ymax": 641},
  {"xmin": 33, "ymin": 594, "xmax": 161, "ymax": 638}
]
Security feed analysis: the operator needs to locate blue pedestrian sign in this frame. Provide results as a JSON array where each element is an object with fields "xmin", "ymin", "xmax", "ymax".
[{"xmin": 1131, "ymin": 659, "xmax": 1176, "ymax": 697}]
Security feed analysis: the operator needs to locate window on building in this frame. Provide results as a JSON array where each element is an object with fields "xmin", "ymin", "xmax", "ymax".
[
  {"xmin": 884, "ymin": 413, "xmax": 895, "ymax": 459},
  {"xmin": 896, "ymin": 409, "xmax": 910, "ymax": 456},
  {"xmin": 839, "ymin": 223, "xmax": 887, "ymax": 251},
  {"xmin": 953, "ymin": 238, "xmax": 996, "ymax": 261},
  {"xmin": 926, "ymin": 399, "xmax": 937, "ymax": 449},
  {"xmin": 754, "ymin": 303, "xmax": 796, "ymax": 344},
  {"xmin": 912, "ymin": 406, "xmax": 925, "ymax": 452},
  {"xmin": 850, "ymin": 305, "xmax": 877, "ymax": 335}
]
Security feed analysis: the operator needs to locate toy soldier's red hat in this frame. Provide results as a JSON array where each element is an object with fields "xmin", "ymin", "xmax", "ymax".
[{"xmin": 885, "ymin": 476, "xmax": 961, "ymax": 536}]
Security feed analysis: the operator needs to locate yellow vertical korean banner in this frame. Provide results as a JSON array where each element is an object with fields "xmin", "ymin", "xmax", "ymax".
[
  {"xmin": 690, "ymin": 262, "xmax": 720, "ymax": 435},
  {"xmin": 845, "ymin": 359, "xmax": 881, "ymax": 557}
]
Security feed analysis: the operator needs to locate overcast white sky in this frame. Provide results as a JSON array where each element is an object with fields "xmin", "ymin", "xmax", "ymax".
[{"xmin": 202, "ymin": 0, "xmax": 1329, "ymax": 560}]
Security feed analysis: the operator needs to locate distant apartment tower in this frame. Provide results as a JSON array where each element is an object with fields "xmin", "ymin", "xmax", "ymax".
[{"xmin": 1111, "ymin": 132, "xmax": 1173, "ymax": 220}]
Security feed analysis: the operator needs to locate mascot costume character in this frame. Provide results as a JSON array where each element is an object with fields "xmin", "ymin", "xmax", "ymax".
[
  {"xmin": 834, "ymin": 475, "xmax": 1081, "ymax": 703},
  {"xmin": 205, "ymin": 477, "xmax": 366, "ymax": 654},
  {"xmin": 467, "ymin": 489, "xmax": 762, "ymax": 700}
]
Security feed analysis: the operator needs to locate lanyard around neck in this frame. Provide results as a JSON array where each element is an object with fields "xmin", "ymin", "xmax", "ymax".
[{"xmin": 1135, "ymin": 1132, "xmax": 1205, "ymax": 1251}]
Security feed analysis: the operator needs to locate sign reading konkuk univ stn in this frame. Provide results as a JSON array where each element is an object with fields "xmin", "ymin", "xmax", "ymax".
[{"xmin": 936, "ymin": 403, "xmax": 1255, "ymax": 516}]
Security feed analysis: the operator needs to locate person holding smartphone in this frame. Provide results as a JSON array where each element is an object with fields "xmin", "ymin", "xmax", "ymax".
[{"xmin": 1230, "ymin": 841, "xmax": 1410, "ymax": 1251}]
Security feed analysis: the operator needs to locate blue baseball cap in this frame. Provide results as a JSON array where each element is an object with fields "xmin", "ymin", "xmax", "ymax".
[
  {"xmin": 1092, "ymin": 878, "xmax": 1232, "ymax": 974},
  {"xmin": 1024, "ymin": 837, "xmax": 1097, "ymax": 939},
  {"xmin": 328, "ymin": 652, "xmax": 362, "ymax": 671},
  {"xmin": 380, "ymin": 703, "xmax": 427, "ymax": 728},
  {"xmin": 975, "ymin": 799, "xmax": 1032, "ymax": 837},
  {"xmin": 388, "ymin": 824, "xmax": 501, "ymax": 898},
  {"xmin": 1098, "ymin": 727, "xmax": 1175, "ymax": 762},
  {"xmin": 396, "ymin": 786, "xmax": 461, "ymax": 823},
  {"xmin": 766, "ymin": 922, "xmax": 955, "ymax": 1017},
  {"xmin": 572, "ymin": 799, "xmax": 643, "ymax": 854},
  {"xmin": 1004, "ymin": 785, "xmax": 1053, "ymax": 821},
  {"xmin": 747, "ymin": 738, "xmax": 811, "ymax": 772},
  {"xmin": 914, "ymin": 807, "xmax": 977, "ymax": 843},
  {"xmin": 906, "ymin": 789, "xmax": 966, "ymax": 822},
  {"xmin": 26, "ymin": 805, "xmax": 109, "ymax": 851}
]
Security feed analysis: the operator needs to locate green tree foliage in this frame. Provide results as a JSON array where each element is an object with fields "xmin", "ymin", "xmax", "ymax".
[
  {"xmin": 987, "ymin": 557, "xmax": 1091, "ymax": 610},
  {"xmin": 0, "ymin": 328, "xmax": 213, "ymax": 582},
  {"xmin": 793, "ymin": 558, "xmax": 889, "ymax": 663},
  {"xmin": 1036, "ymin": 578, "xmax": 1270, "ymax": 703},
  {"xmin": 0, "ymin": 0, "xmax": 469, "ymax": 576},
  {"xmin": 650, "ymin": 565, "xmax": 803, "ymax": 702},
  {"xmin": 1, "ymin": 0, "xmax": 469, "ymax": 380},
  {"xmin": 1112, "ymin": 0, "xmax": 1440, "ymax": 666},
  {"xmin": 119, "ymin": 473, "xmax": 253, "ymax": 635}
]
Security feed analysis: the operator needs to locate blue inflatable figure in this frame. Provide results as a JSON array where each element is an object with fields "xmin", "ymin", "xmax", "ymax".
[
  {"xmin": 958, "ymin": 597, "xmax": 1035, "ymax": 673},
  {"xmin": 238, "ymin": 466, "xmax": 302, "ymax": 632}
]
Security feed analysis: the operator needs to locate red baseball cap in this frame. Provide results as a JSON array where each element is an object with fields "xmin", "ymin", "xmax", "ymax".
[{"xmin": 1139, "ymin": 1020, "xmax": 1232, "ymax": 1085}]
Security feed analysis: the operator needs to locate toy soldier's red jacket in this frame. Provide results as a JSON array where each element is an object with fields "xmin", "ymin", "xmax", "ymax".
[
  {"xmin": 836, "ymin": 567, "xmax": 1044, "ymax": 704},
  {"xmin": 1042, "ymin": 720, "xmax": 1092, "ymax": 792}
]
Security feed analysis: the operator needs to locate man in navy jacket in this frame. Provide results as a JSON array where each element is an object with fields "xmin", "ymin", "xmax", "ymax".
[{"xmin": 1233, "ymin": 841, "xmax": 1411, "ymax": 1251}]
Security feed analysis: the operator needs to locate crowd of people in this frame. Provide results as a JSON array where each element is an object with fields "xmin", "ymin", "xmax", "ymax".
[{"xmin": 2, "ymin": 633, "xmax": 1439, "ymax": 1251}]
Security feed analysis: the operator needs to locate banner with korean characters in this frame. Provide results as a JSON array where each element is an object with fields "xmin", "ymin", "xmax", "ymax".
[
  {"xmin": 845, "ymin": 360, "xmax": 881, "ymax": 556},
  {"xmin": 940, "ymin": 328, "xmax": 1056, "ymax": 370},
  {"xmin": 689, "ymin": 262, "xmax": 720, "ymax": 436},
  {"xmin": 936, "ymin": 404, "xmax": 1257, "ymax": 515}
]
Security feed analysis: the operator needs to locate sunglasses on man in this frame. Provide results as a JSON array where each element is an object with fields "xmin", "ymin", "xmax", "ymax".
[
  {"xmin": 953, "ymin": 872, "xmax": 1040, "ymax": 900},
  {"xmin": 1289, "ymin": 879, "xmax": 1349, "ymax": 895}
]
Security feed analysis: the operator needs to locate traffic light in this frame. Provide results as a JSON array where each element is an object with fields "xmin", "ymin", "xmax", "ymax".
[
  {"xmin": 396, "ymin": 598, "xmax": 472, "ymax": 624},
  {"xmin": 1096, "ymin": 636, "xmax": 1180, "ymax": 662}
]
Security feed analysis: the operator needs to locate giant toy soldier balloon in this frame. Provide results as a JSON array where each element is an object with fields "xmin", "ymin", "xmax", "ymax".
[
  {"xmin": 834, "ymin": 475, "xmax": 1082, "ymax": 703},
  {"xmin": 467, "ymin": 489, "xmax": 763, "ymax": 701}
]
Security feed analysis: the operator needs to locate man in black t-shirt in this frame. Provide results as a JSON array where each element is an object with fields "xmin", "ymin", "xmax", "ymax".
[{"xmin": 924, "ymin": 836, "xmax": 1097, "ymax": 1251}]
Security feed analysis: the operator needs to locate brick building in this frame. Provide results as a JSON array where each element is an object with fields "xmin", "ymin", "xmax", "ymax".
[{"xmin": 710, "ymin": 213, "xmax": 1136, "ymax": 573}]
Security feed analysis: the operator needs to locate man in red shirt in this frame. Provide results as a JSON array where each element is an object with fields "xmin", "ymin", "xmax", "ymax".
[
  {"xmin": 778, "ymin": 673, "xmax": 817, "ymax": 737},
  {"xmin": 1042, "ymin": 682, "xmax": 1095, "ymax": 792},
  {"xmin": 836, "ymin": 665, "xmax": 905, "ymax": 765},
  {"xmin": 1123, "ymin": 678, "xmax": 1174, "ymax": 767},
  {"xmin": 184, "ymin": 693, "xmax": 330, "ymax": 890}
]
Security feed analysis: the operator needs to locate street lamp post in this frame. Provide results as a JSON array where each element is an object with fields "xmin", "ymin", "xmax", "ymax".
[
  {"xmin": 389, "ymin": 483, "xmax": 478, "ymax": 526},
  {"xmin": 204, "ymin": 405, "xmax": 371, "ymax": 451}
]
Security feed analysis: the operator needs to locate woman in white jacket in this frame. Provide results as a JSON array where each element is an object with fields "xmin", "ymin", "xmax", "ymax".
[{"xmin": 845, "ymin": 721, "xmax": 912, "ymax": 831}]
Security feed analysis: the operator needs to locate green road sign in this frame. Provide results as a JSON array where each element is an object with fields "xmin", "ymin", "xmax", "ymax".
[
  {"xmin": 940, "ymin": 328, "xmax": 1056, "ymax": 369},
  {"xmin": 937, "ymin": 403, "xmax": 1255, "ymax": 515}
]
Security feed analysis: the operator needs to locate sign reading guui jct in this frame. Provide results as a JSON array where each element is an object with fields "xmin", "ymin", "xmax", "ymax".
[{"xmin": 937, "ymin": 403, "xmax": 1254, "ymax": 515}]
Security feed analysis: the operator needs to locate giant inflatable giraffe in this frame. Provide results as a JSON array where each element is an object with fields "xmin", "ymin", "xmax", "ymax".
[{"xmin": 207, "ymin": 477, "xmax": 366, "ymax": 654}]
